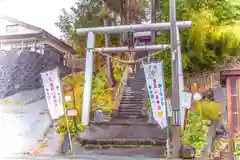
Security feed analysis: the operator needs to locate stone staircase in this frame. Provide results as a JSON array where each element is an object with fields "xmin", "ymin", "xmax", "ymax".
[
  {"xmin": 76, "ymin": 56, "xmax": 166, "ymax": 158},
  {"xmin": 111, "ymin": 65, "xmax": 147, "ymax": 122}
]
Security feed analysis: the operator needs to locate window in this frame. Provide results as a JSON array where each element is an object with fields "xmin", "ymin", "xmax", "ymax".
[
  {"xmin": 60, "ymin": 55, "xmax": 64, "ymax": 65},
  {"xmin": 6, "ymin": 24, "xmax": 19, "ymax": 33},
  {"xmin": 56, "ymin": 54, "xmax": 60, "ymax": 63}
]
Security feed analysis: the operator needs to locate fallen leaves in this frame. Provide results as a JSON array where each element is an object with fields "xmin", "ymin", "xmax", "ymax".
[
  {"xmin": 39, "ymin": 110, "xmax": 48, "ymax": 115},
  {"xmin": 0, "ymin": 99, "xmax": 24, "ymax": 106},
  {"xmin": 29, "ymin": 139, "xmax": 48, "ymax": 156}
]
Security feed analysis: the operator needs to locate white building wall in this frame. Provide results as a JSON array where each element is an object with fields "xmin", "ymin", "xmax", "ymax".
[
  {"xmin": 0, "ymin": 19, "xmax": 39, "ymax": 36},
  {"xmin": 0, "ymin": 17, "xmax": 76, "ymax": 68}
]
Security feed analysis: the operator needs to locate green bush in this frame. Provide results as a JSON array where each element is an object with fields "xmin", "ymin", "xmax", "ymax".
[
  {"xmin": 182, "ymin": 112, "xmax": 208, "ymax": 156},
  {"xmin": 56, "ymin": 120, "xmax": 85, "ymax": 134}
]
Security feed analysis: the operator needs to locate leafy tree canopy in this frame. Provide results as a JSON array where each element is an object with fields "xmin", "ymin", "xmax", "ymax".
[
  {"xmin": 56, "ymin": 0, "xmax": 106, "ymax": 56},
  {"xmin": 156, "ymin": 0, "xmax": 240, "ymax": 88}
]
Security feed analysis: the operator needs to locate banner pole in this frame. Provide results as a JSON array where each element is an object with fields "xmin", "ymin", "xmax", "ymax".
[
  {"xmin": 64, "ymin": 109, "xmax": 73, "ymax": 152},
  {"xmin": 165, "ymin": 104, "xmax": 171, "ymax": 156},
  {"xmin": 162, "ymin": 61, "xmax": 171, "ymax": 156},
  {"xmin": 142, "ymin": 61, "xmax": 171, "ymax": 155}
]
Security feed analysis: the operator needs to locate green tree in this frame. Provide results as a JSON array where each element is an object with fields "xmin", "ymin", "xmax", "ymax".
[
  {"xmin": 156, "ymin": 0, "xmax": 240, "ymax": 87},
  {"xmin": 56, "ymin": 0, "xmax": 149, "ymax": 87},
  {"xmin": 56, "ymin": 0, "xmax": 104, "ymax": 56},
  {"xmin": 104, "ymin": 0, "xmax": 148, "ymax": 44},
  {"xmin": 56, "ymin": 0, "xmax": 117, "ymax": 87}
]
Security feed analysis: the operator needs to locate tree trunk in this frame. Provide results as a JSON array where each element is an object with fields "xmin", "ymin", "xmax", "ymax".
[
  {"xmin": 120, "ymin": 0, "xmax": 127, "ymax": 45},
  {"xmin": 104, "ymin": 14, "xmax": 116, "ymax": 87}
]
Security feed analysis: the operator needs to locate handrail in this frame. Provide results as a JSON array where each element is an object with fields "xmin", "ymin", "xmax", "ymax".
[{"xmin": 114, "ymin": 66, "xmax": 129, "ymax": 109}]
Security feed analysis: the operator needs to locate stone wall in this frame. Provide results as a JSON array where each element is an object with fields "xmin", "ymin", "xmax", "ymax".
[{"xmin": 0, "ymin": 50, "xmax": 71, "ymax": 98}]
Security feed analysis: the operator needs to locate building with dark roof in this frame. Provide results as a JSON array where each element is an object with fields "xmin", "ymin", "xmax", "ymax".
[{"xmin": 0, "ymin": 15, "xmax": 84, "ymax": 70}]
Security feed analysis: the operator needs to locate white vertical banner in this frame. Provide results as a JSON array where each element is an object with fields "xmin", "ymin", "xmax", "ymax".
[
  {"xmin": 180, "ymin": 92, "xmax": 192, "ymax": 127},
  {"xmin": 166, "ymin": 98, "xmax": 172, "ymax": 117},
  {"xmin": 180, "ymin": 92, "xmax": 192, "ymax": 109},
  {"xmin": 143, "ymin": 61, "xmax": 167, "ymax": 128},
  {"xmin": 41, "ymin": 68, "xmax": 64, "ymax": 120}
]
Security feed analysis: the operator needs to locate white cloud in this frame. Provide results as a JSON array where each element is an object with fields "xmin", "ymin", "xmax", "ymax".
[{"xmin": 0, "ymin": 0, "xmax": 76, "ymax": 38}]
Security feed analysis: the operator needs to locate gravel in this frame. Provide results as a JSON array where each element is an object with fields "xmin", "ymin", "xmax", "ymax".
[{"xmin": 0, "ymin": 50, "xmax": 71, "ymax": 98}]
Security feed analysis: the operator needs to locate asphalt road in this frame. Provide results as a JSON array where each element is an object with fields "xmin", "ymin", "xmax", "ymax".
[
  {"xmin": 0, "ymin": 88, "xmax": 51, "ymax": 158},
  {"xmin": 0, "ymin": 86, "xmax": 227, "ymax": 159}
]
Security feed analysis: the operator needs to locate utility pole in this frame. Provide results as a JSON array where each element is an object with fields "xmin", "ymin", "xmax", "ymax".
[{"xmin": 169, "ymin": 0, "xmax": 182, "ymax": 157}]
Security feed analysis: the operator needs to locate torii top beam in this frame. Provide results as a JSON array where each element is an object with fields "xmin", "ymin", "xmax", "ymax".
[{"xmin": 77, "ymin": 21, "xmax": 192, "ymax": 35}]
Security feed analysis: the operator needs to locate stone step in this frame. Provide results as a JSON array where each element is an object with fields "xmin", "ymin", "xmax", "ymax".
[
  {"xmin": 123, "ymin": 91, "xmax": 144, "ymax": 93},
  {"xmin": 111, "ymin": 114, "xmax": 142, "ymax": 118},
  {"xmin": 122, "ymin": 95, "xmax": 144, "ymax": 98},
  {"xmin": 125, "ymin": 85, "xmax": 145, "ymax": 88},
  {"xmin": 118, "ymin": 111, "xmax": 142, "ymax": 115},
  {"xmin": 119, "ymin": 106, "xmax": 143, "ymax": 108},
  {"xmin": 119, "ymin": 102, "xmax": 143, "ymax": 105},
  {"xmin": 125, "ymin": 85, "xmax": 145, "ymax": 87},
  {"xmin": 123, "ymin": 91, "xmax": 145, "ymax": 96},
  {"xmin": 128, "ymin": 75, "xmax": 144, "ymax": 77},
  {"xmin": 121, "ymin": 98, "xmax": 144, "ymax": 101},
  {"xmin": 120, "ymin": 101, "xmax": 144, "ymax": 104},
  {"xmin": 124, "ymin": 88, "xmax": 145, "ymax": 91},
  {"xmin": 113, "ymin": 109, "xmax": 142, "ymax": 114},
  {"xmin": 125, "ymin": 86, "xmax": 145, "ymax": 89},
  {"xmin": 127, "ymin": 79, "xmax": 145, "ymax": 82},
  {"xmin": 122, "ymin": 94, "xmax": 144, "ymax": 100},
  {"xmin": 90, "ymin": 121, "xmax": 156, "ymax": 126},
  {"xmin": 120, "ymin": 100, "xmax": 144, "ymax": 103},
  {"xmin": 82, "ymin": 144, "xmax": 166, "ymax": 149},
  {"xmin": 117, "ymin": 110, "xmax": 142, "ymax": 114},
  {"xmin": 111, "ymin": 114, "xmax": 145, "ymax": 119},
  {"xmin": 80, "ymin": 141, "xmax": 165, "ymax": 149},
  {"xmin": 125, "ymin": 86, "xmax": 145, "ymax": 88},
  {"xmin": 127, "ymin": 79, "xmax": 146, "ymax": 82},
  {"xmin": 127, "ymin": 81, "xmax": 145, "ymax": 83},
  {"xmin": 122, "ymin": 94, "xmax": 145, "ymax": 96},
  {"xmin": 110, "ymin": 117, "xmax": 148, "ymax": 123},
  {"xmin": 124, "ymin": 87, "xmax": 145, "ymax": 89},
  {"xmin": 118, "ymin": 108, "xmax": 143, "ymax": 112},
  {"xmin": 127, "ymin": 80, "xmax": 146, "ymax": 85},
  {"xmin": 123, "ymin": 88, "xmax": 145, "ymax": 90},
  {"xmin": 118, "ymin": 104, "xmax": 143, "ymax": 108},
  {"xmin": 121, "ymin": 96, "xmax": 144, "ymax": 99},
  {"xmin": 123, "ymin": 89, "xmax": 145, "ymax": 94},
  {"xmin": 78, "ymin": 138, "xmax": 165, "ymax": 146},
  {"xmin": 121, "ymin": 97, "xmax": 144, "ymax": 101}
]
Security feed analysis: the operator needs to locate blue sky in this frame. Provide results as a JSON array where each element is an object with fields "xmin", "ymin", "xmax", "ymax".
[{"xmin": 0, "ymin": 0, "xmax": 76, "ymax": 38}]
